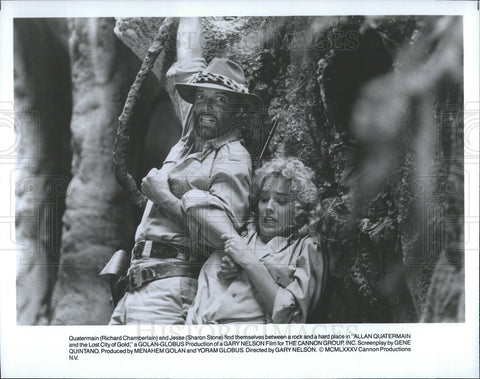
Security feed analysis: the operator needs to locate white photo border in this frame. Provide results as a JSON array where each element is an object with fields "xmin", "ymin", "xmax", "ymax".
[{"xmin": 0, "ymin": 1, "xmax": 478, "ymax": 378}]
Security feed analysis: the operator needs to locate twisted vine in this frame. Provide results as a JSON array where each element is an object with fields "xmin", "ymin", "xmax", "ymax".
[{"xmin": 113, "ymin": 17, "xmax": 178, "ymax": 208}]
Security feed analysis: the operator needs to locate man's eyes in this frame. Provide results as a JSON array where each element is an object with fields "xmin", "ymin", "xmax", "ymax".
[{"xmin": 195, "ymin": 93, "xmax": 228, "ymax": 104}]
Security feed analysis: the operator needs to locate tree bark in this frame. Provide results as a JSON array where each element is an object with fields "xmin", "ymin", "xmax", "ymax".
[
  {"xmin": 14, "ymin": 19, "xmax": 72, "ymax": 325},
  {"xmin": 14, "ymin": 16, "xmax": 464, "ymax": 324},
  {"xmin": 49, "ymin": 18, "xmax": 138, "ymax": 325},
  {"xmin": 113, "ymin": 16, "xmax": 464, "ymax": 323}
]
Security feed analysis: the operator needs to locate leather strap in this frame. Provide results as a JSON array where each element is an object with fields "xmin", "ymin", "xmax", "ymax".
[
  {"xmin": 126, "ymin": 262, "xmax": 201, "ymax": 292},
  {"xmin": 132, "ymin": 241, "xmax": 181, "ymax": 260}
]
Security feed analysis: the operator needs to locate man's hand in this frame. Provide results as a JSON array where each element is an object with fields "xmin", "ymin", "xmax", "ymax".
[
  {"xmin": 141, "ymin": 168, "xmax": 170, "ymax": 204},
  {"xmin": 141, "ymin": 167, "xmax": 183, "ymax": 224}
]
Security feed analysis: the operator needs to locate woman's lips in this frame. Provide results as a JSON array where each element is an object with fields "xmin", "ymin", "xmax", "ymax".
[{"xmin": 262, "ymin": 216, "xmax": 276, "ymax": 224}]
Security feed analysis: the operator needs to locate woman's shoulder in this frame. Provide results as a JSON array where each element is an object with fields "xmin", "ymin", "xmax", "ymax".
[
  {"xmin": 291, "ymin": 234, "xmax": 326, "ymax": 262},
  {"xmin": 294, "ymin": 234, "xmax": 320, "ymax": 251}
]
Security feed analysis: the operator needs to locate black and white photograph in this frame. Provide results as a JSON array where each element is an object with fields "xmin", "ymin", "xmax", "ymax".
[
  {"xmin": 1, "ymin": 1, "xmax": 478, "ymax": 378},
  {"xmin": 13, "ymin": 14, "xmax": 466, "ymax": 325}
]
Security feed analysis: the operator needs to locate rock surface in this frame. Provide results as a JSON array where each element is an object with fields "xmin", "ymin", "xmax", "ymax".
[
  {"xmin": 15, "ymin": 16, "xmax": 464, "ymax": 324},
  {"xmin": 113, "ymin": 16, "xmax": 464, "ymax": 323}
]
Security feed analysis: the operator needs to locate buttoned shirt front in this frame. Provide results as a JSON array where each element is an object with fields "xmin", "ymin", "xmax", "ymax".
[
  {"xmin": 187, "ymin": 227, "xmax": 327, "ymax": 324},
  {"xmin": 132, "ymin": 58, "xmax": 252, "ymax": 269}
]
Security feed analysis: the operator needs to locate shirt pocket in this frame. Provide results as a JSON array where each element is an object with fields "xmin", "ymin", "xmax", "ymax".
[{"xmin": 262, "ymin": 257, "xmax": 296, "ymax": 288}]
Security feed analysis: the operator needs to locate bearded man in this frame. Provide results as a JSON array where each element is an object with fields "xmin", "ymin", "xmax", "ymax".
[{"xmin": 109, "ymin": 18, "xmax": 262, "ymax": 324}]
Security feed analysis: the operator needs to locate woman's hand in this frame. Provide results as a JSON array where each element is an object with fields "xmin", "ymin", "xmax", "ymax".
[
  {"xmin": 141, "ymin": 168, "xmax": 170, "ymax": 204},
  {"xmin": 221, "ymin": 234, "xmax": 254, "ymax": 269},
  {"xmin": 221, "ymin": 234, "xmax": 279, "ymax": 315},
  {"xmin": 217, "ymin": 255, "xmax": 241, "ymax": 281}
]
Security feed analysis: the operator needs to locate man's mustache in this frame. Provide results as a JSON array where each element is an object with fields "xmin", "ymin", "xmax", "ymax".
[{"xmin": 198, "ymin": 113, "xmax": 218, "ymax": 120}]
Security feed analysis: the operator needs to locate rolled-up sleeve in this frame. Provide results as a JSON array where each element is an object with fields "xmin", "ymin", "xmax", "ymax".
[
  {"xmin": 181, "ymin": 141, "xmax": 252, "ymax": 234},
  {"xmin": 270, "ymin": 238, "xmax": 326, "ymax": 323},
  {"xmin": 166, "ymin": 58, "xmax": 207, "ymax": 127}
]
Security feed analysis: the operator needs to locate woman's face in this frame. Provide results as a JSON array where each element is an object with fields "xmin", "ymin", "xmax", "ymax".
[{"xmin": 258, "ymin": 175, "xmax": 296, "ymax": 243}]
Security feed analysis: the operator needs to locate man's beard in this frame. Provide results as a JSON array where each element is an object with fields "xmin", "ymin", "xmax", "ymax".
[
  {"xmin": 193, "ymin": 111, "xmax": 244, "ymax": 142},
  {"xmin": 193, "ymin": 112, "xmax": 218, "ymax": 139}
]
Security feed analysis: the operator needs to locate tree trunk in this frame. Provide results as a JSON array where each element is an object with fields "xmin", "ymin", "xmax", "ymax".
[
  {"xmin": 49, "ymin": 18, "xmax": 138, "ymax": 325},
  {"xmin": 14, "ymin": 19, "xmax": 72, "ymax": 325},
  {"xmin": 14, "ymin": 16, "xmax": 464, "ymax": 324}
]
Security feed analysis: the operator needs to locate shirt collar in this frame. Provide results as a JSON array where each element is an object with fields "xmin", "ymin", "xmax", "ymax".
[
  {"xmin": 203, "ymin": 128, "xmax": 242, "ymax": 152},
  {"xmin": 182, "ymin": 107, "xmax": 244, "ymax": 157},
  {"xmin": 248, "ymin": 227, "xmax": 292, "ymax": 257},
  {"xmin": 265, "ymin": 235, "xmax": 290, "ymax": 254},
  {"xmin": 184, "ymin": 127, "xmax": 243, "ymax": 158}
]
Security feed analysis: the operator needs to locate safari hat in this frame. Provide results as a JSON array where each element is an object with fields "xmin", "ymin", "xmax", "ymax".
[{"xmin": 175, "ymin": 58, "xmax": 263, "ymax": 109}]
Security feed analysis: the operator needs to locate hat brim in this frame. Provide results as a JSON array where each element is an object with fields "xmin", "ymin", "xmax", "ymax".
[{"xmin": 175, "ymin": 82, "xmax": 263, "ymax": 110}]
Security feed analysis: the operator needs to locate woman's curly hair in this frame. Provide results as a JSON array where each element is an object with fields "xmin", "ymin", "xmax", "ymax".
[{"xmin": 251, "ymin": 157, "xmax": 318, "ymax": 236}]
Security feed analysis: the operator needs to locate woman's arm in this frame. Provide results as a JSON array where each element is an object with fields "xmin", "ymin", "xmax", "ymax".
[
  {"xmin": 223, "ymin": 235, "xmax": 326, "ymax": 323},
  {"xmin": 222, "ymin": 234, "xmax": 280, "ymax": 315},
  {"xmin": 266, "ymin": 238, "xmax": 326, "ymax": 323}
]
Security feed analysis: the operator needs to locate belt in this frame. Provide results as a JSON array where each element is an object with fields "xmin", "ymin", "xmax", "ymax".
[
  {"xmin": 124, "ymin": 262, "xmax": 202, "ymax": 292},
  {"xmin": 132, "ymin": 241, "xmax": 184, "ymax": 260}
]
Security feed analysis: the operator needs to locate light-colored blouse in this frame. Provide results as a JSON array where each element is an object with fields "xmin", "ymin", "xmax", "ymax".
[{"xmin": 186, "ymin": 228, "xmax": 327, "ymax": 324}]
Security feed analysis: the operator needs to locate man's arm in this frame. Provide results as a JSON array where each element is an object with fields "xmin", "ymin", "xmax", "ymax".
[
  {"xmin": 185, "ymin": 208, "xmax": 241, "ymax": 250},
  {"xmin": 140, "ymin": 18, "xmax": 206, "ymax": 221},
  {"xmin": 141, "ymin": 166, "xmax": 183, "ymax": 224},
  {"xmin": 176, "ymin": 17, "xmax": 203, "ymax": 62},
  {"xmin": 181, "ymin": 142, "xmax": 252, "ymax": 250},
  {"xmin": 166, "ymin": 17, "xmax": 206, "ymax": 125}
]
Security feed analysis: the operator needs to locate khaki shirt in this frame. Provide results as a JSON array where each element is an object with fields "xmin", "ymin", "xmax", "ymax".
[
  {"xmin": 133, "ymin": 58, "xmax": 252, "ymax": 267},
  {"xmin": 187, "ymin": 228, "xmax": 327, "ymax": 324}
]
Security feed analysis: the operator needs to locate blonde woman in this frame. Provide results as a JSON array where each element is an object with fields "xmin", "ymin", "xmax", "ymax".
[{"xmin": 187, "ymin": 157, "xmax": 327, "ymax": 324}]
